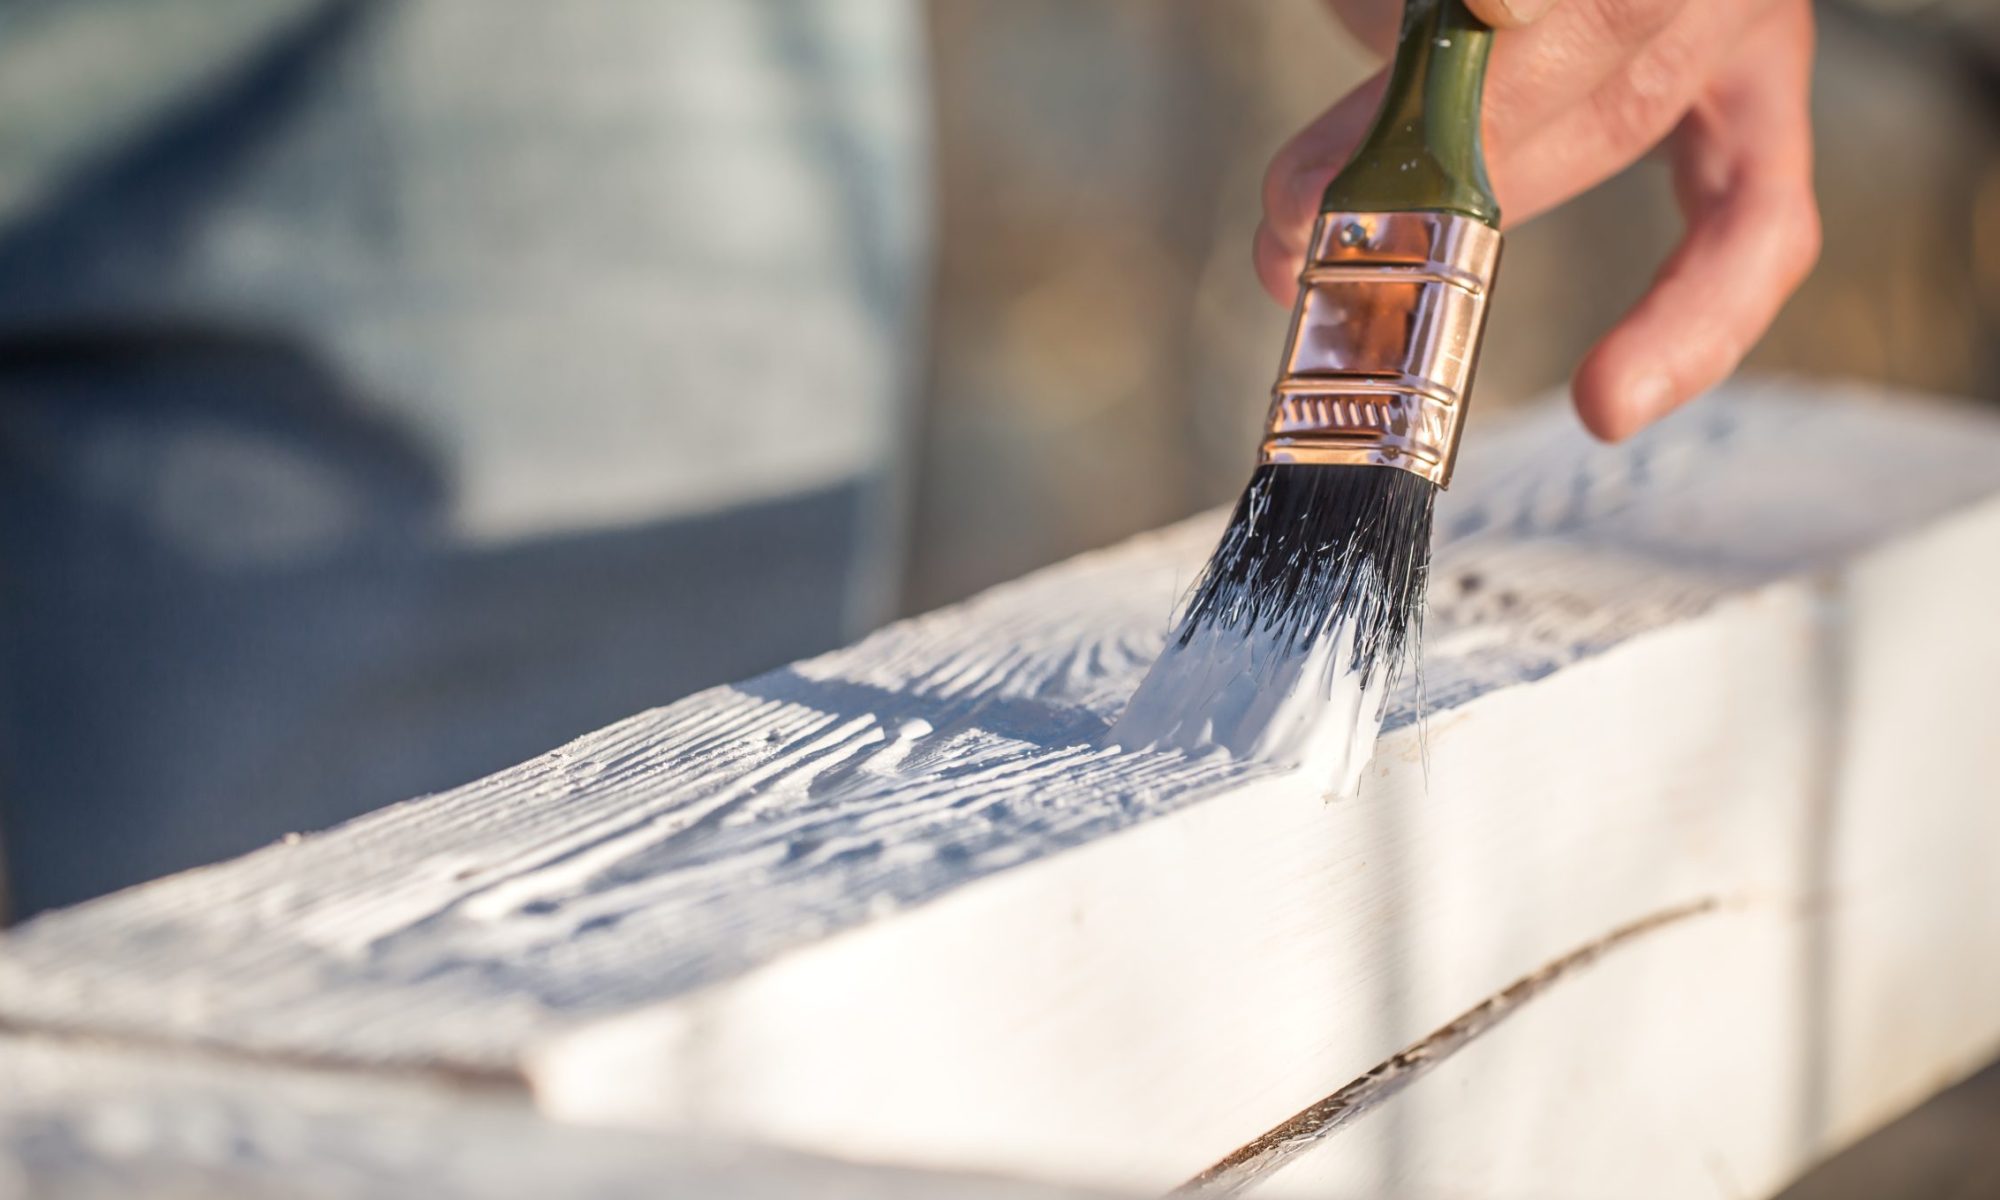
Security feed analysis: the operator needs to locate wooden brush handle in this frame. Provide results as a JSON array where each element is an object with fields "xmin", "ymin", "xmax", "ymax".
[{"xmin": 1319, "ymin": 0, "xmax": 1500, "ymax": 226}]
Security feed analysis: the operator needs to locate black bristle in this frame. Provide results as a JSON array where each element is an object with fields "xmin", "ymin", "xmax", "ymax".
[{"xmin": 1175, "ymin": 464, "xmax": 1435, "ymax": 690}]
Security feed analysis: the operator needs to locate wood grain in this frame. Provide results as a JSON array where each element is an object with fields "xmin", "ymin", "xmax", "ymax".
[
  {"xmin": 3, "ymin": 378, "xmax": 1998, "ymax": 1196},
  {"xmin": 0, "ymin": 1034, "xmax": 1114, "ymax": 1200}
]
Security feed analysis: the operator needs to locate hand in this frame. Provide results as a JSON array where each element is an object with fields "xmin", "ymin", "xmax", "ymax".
[{"xmin": 1258, "ymin": 0, "xmax": 1820, "ymax": 441}]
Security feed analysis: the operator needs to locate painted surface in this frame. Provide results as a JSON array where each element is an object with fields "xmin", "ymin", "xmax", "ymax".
[
  {"xmin": 2, "ymin": 379, "xmax": 1998, "ymax": 1083},
  {"xmin": 516, "ymin": 464, "xmax": 2000, "ymax": 1194},
  {"xmin": 0, "ymin": 1036, "xmax": 1114, "ymax": 1200},
  {"xmin": 1111, "ymin": 620, "xmax": 1385, "ymax": 797}
]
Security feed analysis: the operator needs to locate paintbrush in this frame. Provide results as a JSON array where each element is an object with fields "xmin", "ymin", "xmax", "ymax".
[{"xmin": 1113, "ymin": 0, "xmax": 1501, "ymax": 792}]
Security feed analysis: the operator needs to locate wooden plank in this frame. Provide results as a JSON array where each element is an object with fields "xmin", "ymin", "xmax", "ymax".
[
  {"xmin": 0, "ymin": 1034, "xmax": 1115, "ymax": 1200},
  {"xmin": 3, "ymin": 379, "xmax": 1998, "ymax": 1196}
]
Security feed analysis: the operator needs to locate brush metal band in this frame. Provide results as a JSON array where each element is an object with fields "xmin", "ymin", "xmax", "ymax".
[{"xmin": 1262, "ymin": 210, "xmax": 1502, "ymax": 488}]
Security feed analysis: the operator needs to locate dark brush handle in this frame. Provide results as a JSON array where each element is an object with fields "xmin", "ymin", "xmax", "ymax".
[{"xmin": 1318, "ymin": 0, "xmax": 1500, "ymax": 226}]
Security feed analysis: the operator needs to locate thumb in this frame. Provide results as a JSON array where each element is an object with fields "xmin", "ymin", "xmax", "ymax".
[{"xmin": 1462, "ymin": 0, "xmax": 1560, "ymax": 29}]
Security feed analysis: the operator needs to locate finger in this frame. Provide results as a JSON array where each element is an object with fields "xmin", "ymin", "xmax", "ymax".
[
  {"xmin": 1571, "ymin": 1, "xmax": 1818, "ymax": 440},
  {"xmin": 1488, "ymin": 0, "xmax": 1771, "ymax": 223},
  {"xmin": 1253, "ymin": 221, "xmax": 1304, "ymax": 305},
  {"xmin": 1480, "ymin": 0, "xmax": 1751, "ymax": 151},
  {"xmin": 1329, "ymin": 0, "xmax": 1568, "ymax": 46},
  {"xmin": 1253, "ymin": 0, "xmax": 1704, "ymax": 304},
  {"xmin": 1266, "ymin": 0, "xmax": 1695, "ymax": 245},
  {"xmin": 1264, "ymin": 0, "xmax": 1770, "ymax": 252},
  {"xmin": 1259, "ymin": 71, "xmax": 1388, "ymax": 262},
  {"xmin": 1321, "ymin": 0, "xmax": 1401, "ymax": 57},
  {"xmin": 1464, "ymin": 0, "xmax": 1562, "ymax": 30}
]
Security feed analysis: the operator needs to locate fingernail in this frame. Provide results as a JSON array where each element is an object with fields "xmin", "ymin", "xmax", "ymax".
[{"xmin": 1498, "ymin": 0, "xmax": 1557, "ymax": 23}]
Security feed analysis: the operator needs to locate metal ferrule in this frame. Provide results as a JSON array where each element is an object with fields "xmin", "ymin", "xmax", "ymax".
[{"xmin": 1262, "ymin": 210, "xmax": 1502, "ymax": 488}]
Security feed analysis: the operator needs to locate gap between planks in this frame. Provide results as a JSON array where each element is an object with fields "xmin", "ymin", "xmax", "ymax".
[{"xmin": 1181, "ymin": 896, "xmax": 1727, "ymax": 1194}]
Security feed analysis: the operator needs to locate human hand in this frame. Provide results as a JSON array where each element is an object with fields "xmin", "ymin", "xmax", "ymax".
[{"xmin": 1258, "ymin": 0, "xmax": 1819, "ymax": 440}]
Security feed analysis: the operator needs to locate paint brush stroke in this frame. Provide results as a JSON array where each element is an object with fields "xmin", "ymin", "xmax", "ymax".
[{"xmin": 1108, "ymin": 621, "xmax": 1387, "ymax": 797}]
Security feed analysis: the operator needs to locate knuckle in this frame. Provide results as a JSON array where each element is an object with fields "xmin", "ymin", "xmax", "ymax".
[
  {"xmin": 1751, "ymin": 176, "xmax": 1821, "ymax": 289},
  {"xmin": 1625, "ymin": 24, "xmax": 1702, "ymax": 101},
  {"xmin": 1256, "ymin": 144, "xmax": 1320, "ymax": 237},
  {"xmin": 1253, "ymin": 222, "xmax": 1302, "ymax": 302},
  {"xmin": 1584, "ymin": 0, "xmax": 1683, "ymax": 47},
  {"xmin": 1581, "ymin": 22, "xmax": 1712, "ymax": 153},
  {"xmin": 1462, "ymin": 0, "xmax": 1523, "ymax": 29},
  {"xmin": 1586, "ymin": 71, "xmax": 1686, "ymax": 154},
  {"xmin": 1261, "ymin": 147, "xmax": 1308, "ymax": 230},
  {"xmin": 1779, "ymin": 192, "xmax": 1822, "ymax": 283}
]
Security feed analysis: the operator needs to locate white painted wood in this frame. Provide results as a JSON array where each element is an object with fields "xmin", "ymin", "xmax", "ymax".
[
  {"xmin": 0, "ymin": 1035, "xmax": 1116, "ymax": 1200},
  {"xmin": 1207, "ymin": 494, "xmax": 2000, "ymax": 1198},
  {"xmin": 3, "ymin": 378, "xmax": 1998, "ymax": 1197}
]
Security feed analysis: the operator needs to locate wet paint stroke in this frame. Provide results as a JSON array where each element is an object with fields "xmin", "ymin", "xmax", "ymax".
[{"xmin": 1110, "ymin": 619, "xmax": 1387, "ymax": 797}]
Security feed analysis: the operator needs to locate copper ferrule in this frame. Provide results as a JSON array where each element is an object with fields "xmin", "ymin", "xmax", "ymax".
[{"xmin": 1262, "ymin": 210, "xmax": 1502, "ymax": 488}]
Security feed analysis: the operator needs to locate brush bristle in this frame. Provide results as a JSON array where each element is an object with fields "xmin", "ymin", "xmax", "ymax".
[{"xmin": 1175, "ymin": 464, "xmax": 1435, "ymax": 691}]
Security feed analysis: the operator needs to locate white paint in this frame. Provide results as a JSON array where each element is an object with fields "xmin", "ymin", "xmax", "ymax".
[
  {"xmin": 1108, "ymin": 620, "xmax": 1386, "ymax": 796},
  {"xmin": 534, "ymin": 492, "xmax": 2000, "ymax": 1196},
  {"xmin": 4, "ymin": 380, "xmax": 2000, "ymax": 1198},
  {"xmin": 0, "ymin": 1036, "xmax": 1111, "ymax": 1200}
]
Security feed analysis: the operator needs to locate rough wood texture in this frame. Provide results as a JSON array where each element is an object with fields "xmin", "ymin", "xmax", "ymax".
[
  {"xmin": 3, "ymin": 379, "xmax": 1998, "ymax": 1197},
  {"xmin": 0, "ymin": 1035, "xmax": 1112, "ymax": 1200}
]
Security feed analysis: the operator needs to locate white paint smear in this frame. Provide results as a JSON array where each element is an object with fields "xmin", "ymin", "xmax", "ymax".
[{"xmin": 1109, "ymin": 622, "xmax": 1387, "ymax": 796}]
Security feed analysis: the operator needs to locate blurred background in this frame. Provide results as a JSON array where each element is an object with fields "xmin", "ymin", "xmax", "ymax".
[
  {"xmin": 913, "ymin": 0, "xmax": 2000, "ymax": 609},
  {"xmin": 0, "ymin": 0, "xmax": 1997, "ymax": 1189}
]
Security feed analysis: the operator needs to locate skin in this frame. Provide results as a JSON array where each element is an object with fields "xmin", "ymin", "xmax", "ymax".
[{"xmin": 1258, "ymin": 0, "xmax": 1820, "ymax": 441}]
